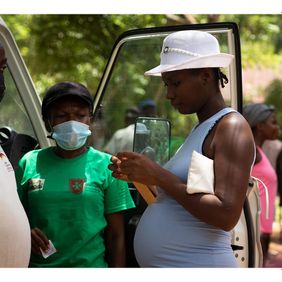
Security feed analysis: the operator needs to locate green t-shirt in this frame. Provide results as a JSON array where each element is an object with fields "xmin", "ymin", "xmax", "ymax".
[{"xmin": 16, "ymin": 147, "xmax": 135, "ymax": 267}]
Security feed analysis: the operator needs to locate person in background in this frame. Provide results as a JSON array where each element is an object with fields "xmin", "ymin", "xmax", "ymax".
[
  {"xmin": 0, "ymin": 43, "xmax": 31, "ymax": 267},
  {"xmin": 139, "ymin": 99, "xmax": 157, "ymax": 117},
  {"xmin": 16, "ymin": 81, "xmax": 135, "ymax": 267},
  {"xmin": 243, "ymin": 103, "xmax": 279, "ymax": 266},
  {"xmin": 134, "ymin": 122, "xmax": 156, "ymax": 161},
  {"xmin": 88, "ymin": 109, "xmax": 106, "ymax": 151},
  {"xmin": 109, "ymin": 30, "xmax": 255, "ymax": 267},
  {"xmin": 263, "ymin": 138, "xmax": 282, "ymax": 207},
  {"xmin": 262, "ymin": 139, "xmax": 282, "ymax": 170},
  {"xmin": 277, "ymin": 148, "xmax": 282, "ymax": 205},
  {"xmin": 104, "ymin": 106, "xmax": 140, "ymax": 155}
]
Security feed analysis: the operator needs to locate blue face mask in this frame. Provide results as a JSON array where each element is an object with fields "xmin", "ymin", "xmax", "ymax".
[{"xmin": 51, "ymin": 120, "xmax": 91, "ymax": 151}]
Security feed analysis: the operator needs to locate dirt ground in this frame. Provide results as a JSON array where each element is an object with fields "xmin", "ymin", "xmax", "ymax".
[{"xmin": 265, "ymin": 221, "xmax": 282, "ymax": 267}]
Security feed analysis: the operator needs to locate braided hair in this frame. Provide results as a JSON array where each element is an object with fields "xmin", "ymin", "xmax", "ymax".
[
  {"xmin": 216, "ymin": 68, "xmax": 229, "ymax": 88},
  {"xmin": 188, "ymin": 68, "xmax": 229, "ymax": 90}
]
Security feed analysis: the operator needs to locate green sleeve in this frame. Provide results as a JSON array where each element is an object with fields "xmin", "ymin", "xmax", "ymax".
[{"xmin": 104, "ymin": 174, "xmax": 135, "ymax": 214}]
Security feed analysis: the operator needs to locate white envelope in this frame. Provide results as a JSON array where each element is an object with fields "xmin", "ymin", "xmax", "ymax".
[
  {"xmin": 40, "ymin": 240, "xmax": 57, "ymax": 259},
  {"xmin": 186, "ymin": 150, "xmax": 214, "ymax": 195}
]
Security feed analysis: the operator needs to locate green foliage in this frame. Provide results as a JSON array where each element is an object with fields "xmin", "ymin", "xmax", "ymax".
[
  {"xmin": 3, "ymin": 15, "xmax": 167, "ymax": 99},
  {"xmin": 221, "ymin": 15, "xmax": 280, "ymax": 43},
  {"xmin": 241, "ymin": 41, "xmax": 282, "ymax": 69},
  {"xmin": 264, "ymin": 79, "xmax": 282, "ymax": 130},
  {"xmin": 2, "ymin": 14, "xmax": 282, "ymax": 140},
  {"xmin": 220, "ymin": 15, "xmax": 282, "ymax": 68},
  {"xmin": 4, "ymin": 14, "xmax": 282, "ymax": 87}
]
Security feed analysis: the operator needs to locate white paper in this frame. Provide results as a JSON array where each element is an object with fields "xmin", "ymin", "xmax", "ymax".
[{"xmin": 40, "ymin": 240, "xmax": 57, "ymax": 259}]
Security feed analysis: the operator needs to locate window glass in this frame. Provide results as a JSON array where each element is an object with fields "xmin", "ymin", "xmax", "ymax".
[{"xmin": 0, "ymin": 67, "xmax": 36, "ymax": 138}]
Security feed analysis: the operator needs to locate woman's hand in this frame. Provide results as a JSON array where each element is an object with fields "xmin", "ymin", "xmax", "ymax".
[
  {"xmin": 108, "ymin": 151, "xmax": 162, "ymax": 185},
  {"xmin": 31, "ymin": 227, "xmax": 50, "ymax": 255},
  {"xmin": 108, "ymin": 155, "xmax": 130, "ymax": 182}
]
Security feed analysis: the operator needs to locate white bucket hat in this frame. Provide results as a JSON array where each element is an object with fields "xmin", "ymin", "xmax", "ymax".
[{"xmin": 145, "ymin": 30, "xmax": 234, "ymax": 76}]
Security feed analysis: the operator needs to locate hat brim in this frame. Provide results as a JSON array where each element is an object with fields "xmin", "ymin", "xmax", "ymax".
[
  {"xmin": 144, "ymin": 53, "xmax": 234, "ymax": 76},
  {"xmin": 43, "ymin": 92, "xmax": 93, "ymax": 118},
  {"xmin": 46, "ymin": 92, "xmax": 92, "ymax": 107}
]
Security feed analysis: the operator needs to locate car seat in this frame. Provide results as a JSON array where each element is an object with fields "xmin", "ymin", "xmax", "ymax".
[{"xmin": 0, "ymin": 126, "xmax": 38, "ymax": 170}]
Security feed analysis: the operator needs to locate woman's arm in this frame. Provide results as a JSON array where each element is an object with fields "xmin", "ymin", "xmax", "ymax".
[
  {"xmin": 104, "ymin": 212, "xmax": 126, "ymax": 267},
  {"xmin": 276, "ymin": 148, "xmax": 282, "ymax": 206}
]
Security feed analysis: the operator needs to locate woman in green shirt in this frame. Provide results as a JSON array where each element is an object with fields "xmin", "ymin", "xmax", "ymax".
[{"xmin": 16, "ymin": 81, "xmax": 135, "ymax": 267}]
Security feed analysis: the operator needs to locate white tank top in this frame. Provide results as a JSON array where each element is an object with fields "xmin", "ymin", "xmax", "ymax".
[{"xmin": 0, "ymin": 145, "xmax": 31, "ymax": 267}]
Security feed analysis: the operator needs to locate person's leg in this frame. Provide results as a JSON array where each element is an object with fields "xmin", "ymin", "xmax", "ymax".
[{"xmin": 260, "ymin": 232, "xmax": 271, "ymax": 266}]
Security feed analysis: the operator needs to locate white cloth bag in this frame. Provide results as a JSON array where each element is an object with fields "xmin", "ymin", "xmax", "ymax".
[{"xmin": 186, "ymin": 150, "xmax": 214, "ymax": 194}]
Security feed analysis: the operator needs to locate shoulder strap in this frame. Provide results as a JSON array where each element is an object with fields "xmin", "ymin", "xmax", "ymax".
[{"xmin": 251, "ymin": 176, "xmax": 269, "ymax": 219}]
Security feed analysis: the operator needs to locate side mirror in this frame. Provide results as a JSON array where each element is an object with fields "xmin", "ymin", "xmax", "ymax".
[{"xmin": 133, "ymin": 117, "xmax": 171, "ymax": 166}]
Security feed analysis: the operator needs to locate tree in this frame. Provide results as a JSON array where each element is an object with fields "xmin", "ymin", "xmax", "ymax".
[
  {"xmin": 3, "ymin": 14, "xmax": 282, "ymax": 94},
  {"xmin": 3, "ymin": 15, "xmax": 167, "ymax": 97},
  {"xmin": 2, "ymin": 14, "xmax": 282, "ymax": 138},
  {"xmin": 265, "ymin": 79, "xmax": 282, "ymax": 135}
]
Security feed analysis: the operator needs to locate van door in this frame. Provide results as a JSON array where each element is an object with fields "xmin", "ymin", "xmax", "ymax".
[{"xmin": 0, "ymin": 18, "xmax": 51, "ymax": 148}]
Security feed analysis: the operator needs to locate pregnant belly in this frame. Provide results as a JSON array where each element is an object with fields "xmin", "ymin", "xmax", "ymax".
[{"xmin": 133, "ymin": 200, "xmax": 234, "ymax": 267}]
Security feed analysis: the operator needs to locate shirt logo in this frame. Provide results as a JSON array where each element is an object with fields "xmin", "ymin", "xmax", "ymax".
[
  {"xmin": 69, "ymin": 179, "xmax": 85, "ymax": 194},
  {"xmin": 0, "ymin": 151, "xmax": 13, "ymax": 172},
  {"xmin": 29, "ymin": 178, "xmax": 45, "ymax": 191},
  {"xmin": 0, "ymin": 152, "xmax": 6, "ymax": 160}
]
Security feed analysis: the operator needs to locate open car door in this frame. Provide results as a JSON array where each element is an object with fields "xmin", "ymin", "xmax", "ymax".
[
  {"xmin": 92, "ymin": 22, "xmax": 263, "ymax": 267},
  {"xmin": 0, "ymin": 18, "xmax": 52, "ymax": 170}
]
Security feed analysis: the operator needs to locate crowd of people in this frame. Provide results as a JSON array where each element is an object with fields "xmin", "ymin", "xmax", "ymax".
[{"xmin": 0, "ymin": 29, "xmax": 282, "ymax": 268}]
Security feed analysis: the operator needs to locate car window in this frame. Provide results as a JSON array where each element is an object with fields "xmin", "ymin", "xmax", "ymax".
[
  {"xmin": 0, "ymin": 19, "xmax": 52, "ymax": 168},
  {"xmin": 0, "ymin": 19, "xmax": 52, "ymax": 149},
  {"xmin": 91, "ymin": 24, "xmax": 241, "ymax": 156},
  {"xmin": 0, "ymin": 67, "xmax": 36, "ymax": 138}
]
